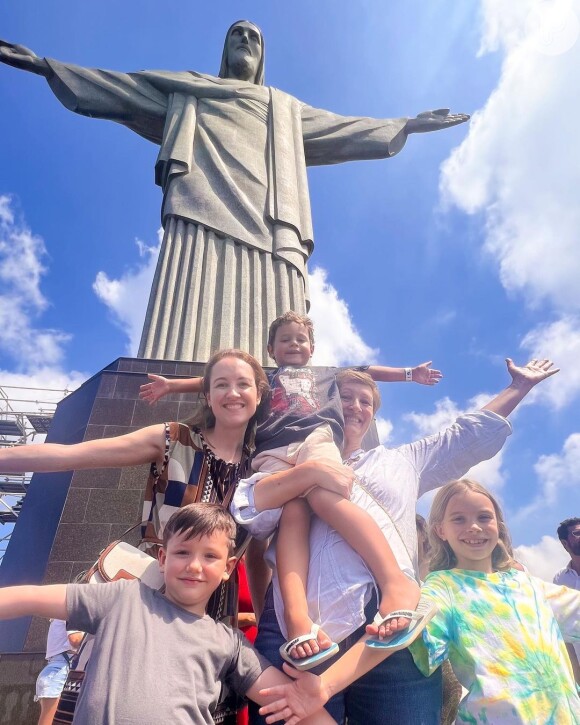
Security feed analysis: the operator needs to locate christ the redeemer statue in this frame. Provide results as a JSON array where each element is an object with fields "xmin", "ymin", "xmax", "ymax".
[{"xmin": 0, "ymin": 21, "xmax": 468, "ymax": 365}]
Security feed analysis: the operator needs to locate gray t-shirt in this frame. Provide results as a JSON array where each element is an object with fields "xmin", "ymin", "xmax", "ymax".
[{"xmin": 66, "ymin": 579, "xmax": 269, "ymax": 724}]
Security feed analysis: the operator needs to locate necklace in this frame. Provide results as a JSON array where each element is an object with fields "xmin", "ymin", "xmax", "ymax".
[
  {"xmin": 343, "ymin": 448, "xmax": 364, "ymax": 466},
  {"xmin": 202, "ymin": 430, "xmax": 242, "ymax": 464}
]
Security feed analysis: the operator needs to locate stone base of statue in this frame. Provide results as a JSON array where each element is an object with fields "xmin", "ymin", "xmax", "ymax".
[
  {"xmin": 0, "ymin": 356, "xmax": 205, "ymax": 723},
  {"xmin": 0, "ymin": 356, "xmax": 378, "ymax": 722}
]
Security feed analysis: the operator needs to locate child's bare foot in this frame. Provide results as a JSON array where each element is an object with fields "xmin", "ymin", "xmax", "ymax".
[
  {"xmin": 365, "ymin": 575, "xmax": 421, "ymax": 639},
  {"xmin": 285, "ymin": 618, "xmax": 333, "ymax": 660}
]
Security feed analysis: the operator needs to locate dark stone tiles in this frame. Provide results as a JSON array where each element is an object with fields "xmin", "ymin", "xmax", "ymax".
[
  {"xmin": 102, "ymin": 424, "xmax": 133, "ymax": 438},
  {"xmin": 84, "ymin": 424, "xmax": 106, "ymax": 441},
  {"xmin": 119, "ymin": 464, "xmax": 150, "ymax": 491},
  {"xmin": 110, "ymin": 523, "xmax": 142, "ymax": 547},
  {"xmin": 71, "ymin": 561, "xmax": 95, "ymax": 582},
  {"xmin": 71, "ymin": 468, "xmax": 122, "ymax": 489},
  {"xmin": 61, "ymin": 487, "xmax": 90, "ymax": 523},
  {"xmin": 42, "ymin": 560, "xmax": 74, "ymax": 585},
  {"xmin": 160, "ymin": 362, "xmax": 177, "ymax": 375},
  {"xmin": 50, "ymin": 523, "xmax": 111, "ymax": 562},
  {"xmin": 0, "ymin": 653, "xmax": 45, "ymax": 680},
  {"xmin": 90, "ymin": 397, "xmax": 135, "ymax": 426},
  {"xmin": 97, "ymin": 373, "xmax": 117, "ymax": 398},
  {"xmin": 114, "ymin": 374, "xmax": 144, "ymax": 400},
  {"xmin": 85, "ymin": 489, "xmax": 142, "ymax": 525},
  {"xmin": 178, "ymin": 399, "xmax": 203, "ymax": 422},
  {"xmin": 23, "ymin": 617, "xmax": 49, "ymax": 653},
  {"xmin": 131, "ymin": 399, "xmax": 178, "ymax": 427}
]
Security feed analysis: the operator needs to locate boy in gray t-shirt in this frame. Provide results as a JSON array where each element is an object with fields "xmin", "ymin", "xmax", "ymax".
[{"xmin": 0, "ymin": 504, "xmax": 334, "ymax": 724}]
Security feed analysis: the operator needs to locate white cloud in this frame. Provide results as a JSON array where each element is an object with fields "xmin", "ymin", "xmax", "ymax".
[
  {"xmin": 441, "ymin": 1, "xmax": 580, "ymax": 406},
  {"xmin": 442, "ymin": 0, "xmax": 580, "ymax": 311},
  {"xmin": 515, "ymin": 535, "xmax": 569, "ymax": 581},
  {"xmin": 309, "ymin": 267, "xmax": 378, "ymax": 366},
  {"xmin": 0, "ymin": 195, "xmax": 72, "ymax": 369},
  {"xmin": 517, "ymin": 432, "xmax": 580, "ymax": 521},
  {"xmin": 93, "ymin": 235, "xmax": 161, "ymax": 355},
  {"xmin": 375, "ymin": 416, "xmax": 393, "ymax": 444},
  {"xmin": 520, "ymin": 317, "xmax": 580, "ymax": 409}
]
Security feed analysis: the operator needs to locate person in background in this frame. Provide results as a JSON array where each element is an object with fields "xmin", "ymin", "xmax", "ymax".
[
  {"xmin": 35, "ymin": 619, "xmax": 83, "ymax": 725},
  {"xmin": 555, "ymin": 517, "xmax": 580, "ymax": 684}
]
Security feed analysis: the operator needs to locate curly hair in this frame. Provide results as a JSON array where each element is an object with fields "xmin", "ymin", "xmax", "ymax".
[{"xmin": 428, "ymin": 478, "xmax": 515, "ymax": 573}]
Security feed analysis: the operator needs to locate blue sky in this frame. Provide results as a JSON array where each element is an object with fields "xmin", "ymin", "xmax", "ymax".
[{"xmin": 1, "ymin": 0, "xmax": 580, "ymax": 578}]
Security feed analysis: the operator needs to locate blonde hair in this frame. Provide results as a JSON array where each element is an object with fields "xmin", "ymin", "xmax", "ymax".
[
  {"xmin": 428, "ymin": 478, "xmax": 515, "ymax": 573},
  {"xmin": 335, "ymin": 369, "xmax": 381, "ymax": 414}
]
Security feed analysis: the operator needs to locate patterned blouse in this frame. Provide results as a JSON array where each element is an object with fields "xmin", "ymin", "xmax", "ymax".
[
  {"xmin": 141, "ymin": 423, "xmax": 251, "ymax": 622},
  {"xmin": 411, "ymin": 568, "xmax": 580, "ymax": 724}
]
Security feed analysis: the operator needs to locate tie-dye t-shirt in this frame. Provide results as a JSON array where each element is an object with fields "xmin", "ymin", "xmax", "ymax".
[{"xmin": 410, "ymin": 568, "xmax": 580, "ymax": 724}]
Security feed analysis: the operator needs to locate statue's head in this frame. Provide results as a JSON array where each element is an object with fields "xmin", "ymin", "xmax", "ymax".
[{"xmin": 219, "ymin": 20, "xmax": 265, "ymax": 85}]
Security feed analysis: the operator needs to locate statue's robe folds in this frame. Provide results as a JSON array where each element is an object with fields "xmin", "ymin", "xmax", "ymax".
[{"xmin": 46, "ymin": 61, "xmax": 408, "ymax": 364}]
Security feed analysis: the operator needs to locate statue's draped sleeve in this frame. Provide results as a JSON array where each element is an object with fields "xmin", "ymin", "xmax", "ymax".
[
  {"xmin": 300, "ymin": 103, "xmax": 408, "ymax": 166},
  {"xmin": 45, "ymin": 59, "xmax": 169, "ymax": 145}
]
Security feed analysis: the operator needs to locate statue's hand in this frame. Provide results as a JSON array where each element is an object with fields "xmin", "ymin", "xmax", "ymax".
[
  {"xmin": 405, "ymin": 108, "xmax": 470, "ymax": 134},
  {"xmin": 0, "ymin": 40, "xmax": 51, "ymax": 76}
]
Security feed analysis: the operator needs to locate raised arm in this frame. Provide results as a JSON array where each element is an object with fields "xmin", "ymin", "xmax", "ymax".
[
  {"xmin": 0, "ymin": 584, "xmax": 68, "ymax": 621},
  {"xmin": 0, "ymin": 423, "xmax": 166, "ymax": 473},
  {"xmin": 482, "ymin": 358, "xmax": 559, "ymax": 418},
  {"xmin": 140, "ymin": 374, "xmax": 203, "ymax": 405},
  {"xmin": 368, "ymin": 361, "xmax": 442, "ymax": 386},
  {"xmin": 0, "ymin": 40, "xmax": 52, "ymax": 77}
]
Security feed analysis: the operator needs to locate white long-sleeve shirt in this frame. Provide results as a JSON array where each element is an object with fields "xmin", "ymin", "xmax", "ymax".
[{"xmin": 231, "ymin": 410, "xmax": 512, "ymax": 642}]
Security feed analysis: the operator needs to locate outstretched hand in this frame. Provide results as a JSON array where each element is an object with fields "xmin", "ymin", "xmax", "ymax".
[
  {"xmin": 139, "ymin": 374, "xmax": 171, "ymax": 404},
  {"xmin": 412, "ymin": 361, "xmax": 443, "ymax": 386},
  {"xmin": 259, "ymin": 662, "xmax": 332, "ymax": 725},
  {"xmin": 405, "ymin": 109, "xmax": 470, "ymax": 134},
  {"xmin": 506, "ymin": 358, "xmax": 559, "ymax": 389},
  {"xmin": 0, "ymin": 40, "xmax": 50, "ymax": 76}
]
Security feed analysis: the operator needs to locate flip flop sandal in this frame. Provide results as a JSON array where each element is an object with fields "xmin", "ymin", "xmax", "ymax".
[
  {"xmin": 279, "ymin": 623, "xmax": 340, "ymax": 671},
  {"xmin": 365, "ymin": 598, "xmax": 438, "ymax": 650}
]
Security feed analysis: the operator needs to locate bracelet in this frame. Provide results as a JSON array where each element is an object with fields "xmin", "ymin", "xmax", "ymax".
[{"xmin": 404, "ymin": 367, "xmax": 413, "ymax": 382}]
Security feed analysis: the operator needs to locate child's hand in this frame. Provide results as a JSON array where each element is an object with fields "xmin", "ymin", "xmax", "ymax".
[
  {"xmin": 412, "ymin": 362, "xmax": 443, "ymax": 386},
  {"xmin": 304, "ymin": 460, "xmax": 355, "ymax": 500},
  {"xmin": 259, "ymin": 662, "xmax": 332, "ymax": 724},
  {"xmin": 139, "ymin": 374, "xmax": 171, "ymax": 404}
]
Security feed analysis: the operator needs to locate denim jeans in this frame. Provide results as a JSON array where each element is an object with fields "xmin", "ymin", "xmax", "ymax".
[{"xmin": 249, "ymin": 587, "xmax": 441, "ymax": 725}]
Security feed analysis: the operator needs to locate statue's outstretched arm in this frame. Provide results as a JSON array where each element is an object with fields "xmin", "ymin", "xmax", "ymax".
[
  {"xmin": 405, "ymin": 108, "xmax": 470, "ymax": 134},
  {"xmin": 0, "ymin": 40, "xmax": 52, "ymax": 78}
]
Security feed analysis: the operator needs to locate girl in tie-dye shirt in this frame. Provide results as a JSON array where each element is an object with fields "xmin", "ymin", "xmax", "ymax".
[{"xmin": 411, "ymin": 478, "xmax": 580, "ymax": 724}]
